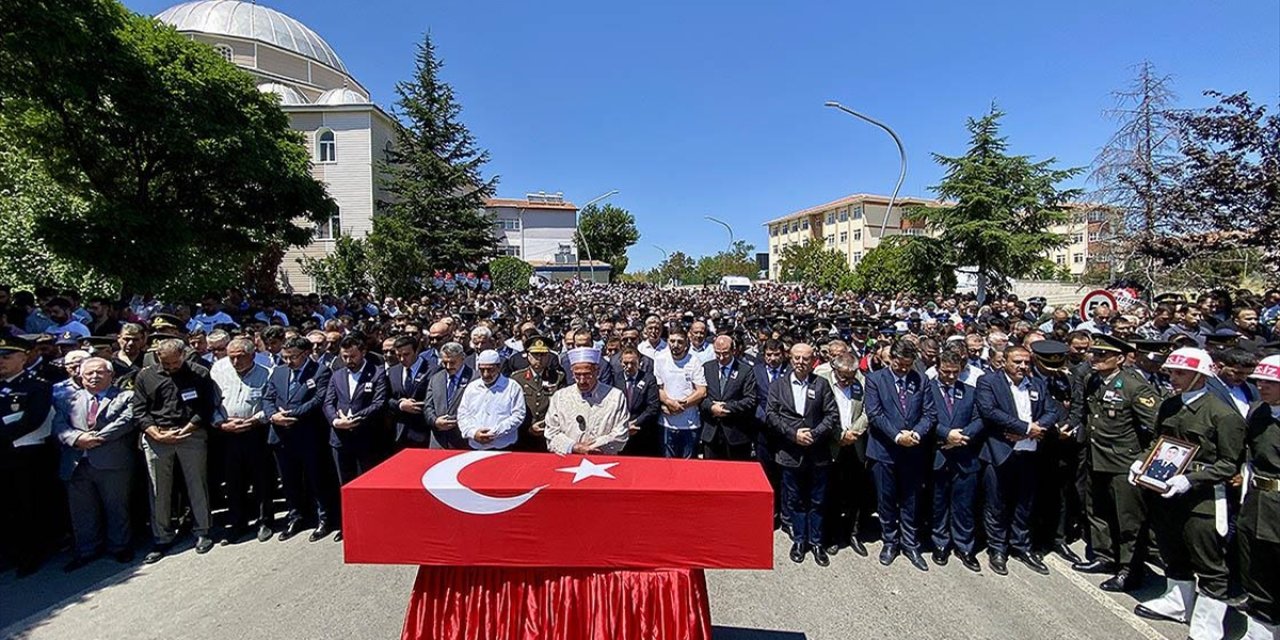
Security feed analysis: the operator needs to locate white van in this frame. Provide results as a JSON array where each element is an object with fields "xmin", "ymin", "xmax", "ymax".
[{"xmin": 719, "ymin": 276, "xmax": 752, "ymax": 293}]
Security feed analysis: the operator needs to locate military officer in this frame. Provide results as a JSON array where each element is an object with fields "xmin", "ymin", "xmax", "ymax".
[
  {"xmin": 1029, "ymin": 339, "xmax": 1085, "ymax": 564},
  {"xmin": 1132, "ymin": 347, "xmax": 1245, "ymax": 640},
  {"xmin": 1131, "ymin": 340, "xmax": 1176, "ymax": 398},
  {"xmin": 0, "ymin": 336, "xmax": 55, "ymax": 576},
  {"xmin": 1240, "ymin": 355, "xmax": 1280, "ymax": 639},
  {"xmin": 1069, "ymin": 334, "xmax": 1159, "ymax": 592},
  {"xmin": 511, "ymin": 336, "xmax": 564, "ymax": 452}
]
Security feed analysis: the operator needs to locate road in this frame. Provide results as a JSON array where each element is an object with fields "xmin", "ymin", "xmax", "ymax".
[{"xmin": 2, "ymin": 530, "xmax": 1235, "ymax": 640}]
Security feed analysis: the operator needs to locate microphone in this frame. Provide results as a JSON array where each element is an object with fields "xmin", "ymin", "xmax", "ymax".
[{"xmin": 576, "ymin": 415, "xmax": 587, "ymax": 432}]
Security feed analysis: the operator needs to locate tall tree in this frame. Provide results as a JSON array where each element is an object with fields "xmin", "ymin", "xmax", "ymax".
[
  {"xmin": 846, "ymin": 237, "xmax": 954, "ymax": 294},
  {"xmin": 776, "ymin": 238, "xmax": 850, "ymax": 291},
  {"xmin": 575, "ymin": 203, "xmax": 639, "ymax": 279},
  {"xmin": 655, "ymin": 251, "xmax": 696, "ymax": 286},
  {"xmin": 0, "ymin": 0, "xmax": 334, "ymax": 298},
  {"xmin": 297, "ymin": 235, "xmax": 372, "ymax": 296},
  {"xmin": 380, "ymin": 34, "xmax": 497, "ymax": 269},
  {"xmin": 904, "ymin": 108, "xmax": 1083, "ymax": 302},
  {"xmin": 1089, "ymin": 62, "xmax": 1183, "ymax": 292},
  {"xmin": 692, "ymin": 240, "xmax": 759, "ymax": 284}
]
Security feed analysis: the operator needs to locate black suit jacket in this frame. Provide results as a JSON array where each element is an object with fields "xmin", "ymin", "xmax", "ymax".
[
  {"xmin": 613, "ymin": 368, "xmax": 660, "ymax": 455},
  {"xmin": 699, "ymin": 359, "xmax": 759, "ymax": 445},
  {"xmin": 262, "ymin": 358, "xmax": 331, "ymax": 446},
  {"xmin": 386, "ymin": 361, "xmax": 433, "ymax": 445},
  {"xmin": 323, "ymin": 359, "xmax": 389, "ymax": 452},
  {"xmin": 421, "ymin": 365, "xmax": 473, "ymax": 449},
  {"xmin": 765, "ymin": 373, "xmax": 840, "ymax": 467}
]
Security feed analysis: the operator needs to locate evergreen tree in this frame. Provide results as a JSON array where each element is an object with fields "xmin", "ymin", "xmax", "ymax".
[
  {"xmin": 904, "ymin": 107, "xmax": 1083, "ymax": 302},
  {"xmin": 381, "ymin": 34, "xmax": 497, "ymax": 269}
]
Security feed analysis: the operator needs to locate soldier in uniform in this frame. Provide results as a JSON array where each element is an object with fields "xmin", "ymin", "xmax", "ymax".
[
  {"xmin": 1133, "ymin": 347, "xmax": 1245, "ymax": 640},
  {"xmin": 1069, "ymin": 334, "xmax": 1159, "ymax": 592},
  {"xmin": 0, "ymin": 336, "xmax": 54, "ymax": 576},
  {"xmin": 1241, "ymin": 355, "xmax": 1280, "ymax": 639},
  {"xmin": 1029, "ymin": 339, "xmax": 1086, "ymax": 564},
  {"xmin": 1131, "ymin": 340, "xmax": 1176, "ymax": 398},
  {"xmin": 511, "ymin": 336, "xmax": 563, "ymax": 452}
]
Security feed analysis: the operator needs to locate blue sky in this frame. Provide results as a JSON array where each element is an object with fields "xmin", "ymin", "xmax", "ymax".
[{"xmin": 128, "ymin": 0, "xmax": 1279, "ymax": 270}]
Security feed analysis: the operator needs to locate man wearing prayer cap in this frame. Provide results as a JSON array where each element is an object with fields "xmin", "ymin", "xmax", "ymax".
[
  {"xmin": 456, "ymin": 349, "xmax": 526, "ymax": 451},
  {"xmin": 543, "ymin": 346, "xmax": 631, "ymax": 455}
]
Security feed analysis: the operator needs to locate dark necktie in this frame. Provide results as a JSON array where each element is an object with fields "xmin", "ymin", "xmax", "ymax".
[
  {"xmin": 446, "ymin": 375, "xmax": 458, "ymax": 404},
  {"xmin": 721, "ymin": 366, "xmax": 731, "ymax": 384},
  {"xmin": 770, "ymin": 368, "xmax": 779, "ymax": 383},
  {"xmin": 626, "ymin": 377, "xmax": 636, "ymax": 405},
  {"xmin": 896, "ymin": 378, "xmax": 907, "ymax": 410},
  {"xmin": 943, "ymin": 385, "xmax": 954, "ymax": 412}
]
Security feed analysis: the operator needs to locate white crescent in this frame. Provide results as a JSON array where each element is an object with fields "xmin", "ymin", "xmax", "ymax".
[{"xmin": 421, "ymin": 450, "xmax": 547, "ymax": 515}]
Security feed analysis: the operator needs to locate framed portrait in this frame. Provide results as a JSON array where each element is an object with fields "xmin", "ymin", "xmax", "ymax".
[{"xmin": 1136, "ymin": 435, "xmax": 1199, "ymax": 492}]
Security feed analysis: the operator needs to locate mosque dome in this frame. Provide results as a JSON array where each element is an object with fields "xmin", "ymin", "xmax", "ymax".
[
  {"xmin": 256, "ymin": 82, "xmax": 309, "ymax": 105},
  {"xmin": 315, "ymin": 87, "xmax": 370, "ymax": 105},
  {"xmin": 156, "ymin": 1, "xmax": 347, "ymax": 73}
]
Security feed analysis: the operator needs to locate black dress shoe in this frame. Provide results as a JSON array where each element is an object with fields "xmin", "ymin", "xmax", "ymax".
[
  {"xmin": 959, "ymin": 553, "xmax": 982, "ymax": 573},
  {"xmin": 789, "ymin": 542, "xmax": 808, "ymax": 564},
  {"xmin": 279, "ymin": 521, "xmax": 306, "ymax": 542},
  {"xmin": 1099, "ymin": 568, "xmax": 1141, "ymax": 592},
  {"xmin": 144, "ymin": 543, "xmax": 172, "ymax": 565},
  {"xmin": 221, "ymin": 526, "xmax": 247, "ymax": 546},
  {"xmin": 932, "ymin": 549, "xmax": 950, "ymax": 566},
  {"xmin": 1054, "ymin": 543, "xmax": 1082, "ymax": 565},
  {"xmin": 848, "ymin": 537, "xmax": 868, "ymax": 557},
  {"xmin": 1071, "ymin": 559, "xmax": 1116, "ymax": 574},
  {"xmin": 812, "ymin": 546, "xmax": 830, "ymax": 567},
  {"xmin": 824, "ymin": 544, "xmax": 840, "ymax": 556},
  {"xmin": 195, "ymin": 536, "xmax": 215, "ymax": 554},
  {"xmin": 112, "ymin": 549, "xmax": 135, "ymax": 564},
  {"xmin": 904, "ymin": 548, "xmax": 929, "ymax": 572},
  {"xmin": 309, "ymin": 522, "xmax": 332, "ymax": 543},
  {"xmin": 332, "ymin": 530, "xmax": 343, "ymax": 542},
  {"xmin": 63, "ymin": 554, "xmax": 98, "ymax": 573},
  {"xmin": 256, "ymin": 524, "xmax": 274, "ymax": 543},
  {"xmin": 879, "ymin": 544, "xmax": 900, "ymax": 567},
  {"xmin": 989, "ymin": 552, "xmax": 1008, "ymax": 576},
  {"xmin": 780, "ymin": 522, "xmax": 793, "ymax": 540},
  {"xmin": 1013, "ymin": 550, "xmax": 1050, "ymax": 575}
]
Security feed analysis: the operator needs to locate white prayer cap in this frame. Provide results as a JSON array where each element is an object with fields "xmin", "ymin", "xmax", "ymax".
[
  {"xmin": 566, "ymin": 347, "xmax": 601, "ymax": 366},
  {"xmin": 476, "ymin": 349, "xmax": 502, "ymax": 366}
]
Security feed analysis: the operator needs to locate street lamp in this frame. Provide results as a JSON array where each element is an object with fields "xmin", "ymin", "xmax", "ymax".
[
  {"xmin": 652, "ymin": 245, "xmax": 670, "ymax": 287},
  {"xmin": 575, "ymin": 189, "xmax": 619, "ymax": 282},
  {"xmin": 824, "ymin": 101, "xmax": 907, "ymax": 239},
  {"xmin": 704, "ymin": 216, "xmax": 734, "ymax": 253}
]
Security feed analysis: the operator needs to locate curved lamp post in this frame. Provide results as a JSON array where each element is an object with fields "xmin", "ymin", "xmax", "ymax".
[
  {"xmin": 576, "ymin": 189, "xmax": 619, "ymax": 282},
  {"xmin": 704, "ymin": 215, "xmax": 734, "ymax": 253},
  {"xmin": 823, "ymin": 101, "xmax": 907, "ymax": 238}
]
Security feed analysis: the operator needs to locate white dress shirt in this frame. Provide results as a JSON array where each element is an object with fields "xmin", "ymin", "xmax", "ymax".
[
  {"xmin": 457, "ymin": 375, "xmax": 527, "ymax": 450},
  {"xmin": 790, "ymin": 374, "xmax": 810, "ymax": 414},
  {"xmin": 1009, "ymin": 374, "xmax": 1036, "ymax": 452},
  {"xmin": 638, "ymin": 339, "xmax": 668, "ymax": 360},
  {"xmin": 210, "ymin": 358, "xmax": 270, "ymax": 423}
]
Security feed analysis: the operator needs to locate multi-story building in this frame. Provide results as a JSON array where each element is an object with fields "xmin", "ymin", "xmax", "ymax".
[
  {"xmin": 765, "ymin": 192, "xmax": 1107, "ymax": 280},
  {"xmin": 484, "ymin": 192, "xmax": 579, "ymax": 263}
]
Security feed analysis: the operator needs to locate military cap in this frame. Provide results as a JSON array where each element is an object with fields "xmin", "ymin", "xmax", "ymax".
[
  {"xmin": 1153, "ymin": 292, "xmax": 1187, "ymax": 305},
  {"xmin": 1028, "ymin": 296, "xmax": 1048, "ymax": 305},
  {"xmin": 0, "ymin": 335, "xmax": 34, "ymax": 353},
  {"xmin": 79, "ymin": 335, "xmax": 117, "ymax": 349},
  {"xmin": 1259, "ymin": 340, "xmax": 1280, "ymax": 355},
  {"xmin": 1030, "ymin": 339, "xmax": 1070, "ymax": 370},
  {"xmin": 1169, "ymin": 332, "xmax": 1201, "ymax": 348},
  {"xmin": 23, "ymin": 333, "xmax": 55, "ymax": 345},
  {"xmin": 524, "ymin": 335, "xmax": 552, "ymax": 354},
  {"xmin": 150, "ymin": 313, "xmax": 184, "ymax": 333},
  {"xmin": 1090, "ymin": 333, "xmax": 1135, "ymax": 354},
  {"xmin": 1133, "ymin": 339, "xmax": 1174, "ymax": 361},
  {"xmin": 55, "ymin": 331, "xmax": 79, "ymax": 346}
]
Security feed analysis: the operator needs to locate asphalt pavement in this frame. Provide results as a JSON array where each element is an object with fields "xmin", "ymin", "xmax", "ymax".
[{"xmin": 1, "ymin": 528, "xmax": 1234, "ymax": 640}]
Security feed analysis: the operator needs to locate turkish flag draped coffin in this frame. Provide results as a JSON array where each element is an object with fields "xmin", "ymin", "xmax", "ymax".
[{"xmin": 342, "ymin": 450, "xmax": 774, "ymax": 569}]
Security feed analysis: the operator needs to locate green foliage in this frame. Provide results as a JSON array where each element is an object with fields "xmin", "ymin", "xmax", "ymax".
[
  {"xmin": 902, "ymin": 107, "xmax": 1082, "ymax": 301},
  {"xmin": 776, "ymin": 238, "xmax": 850, "ymax": 291},
  {"xmin": 654, "ymin": 252, "xmax": 696, "ymax": 286},
  {"xmin": 366, "ymin": 213, "xmax": 430, "ymax": 298},
  {"xmin": 692, "ymin": 240, "xmax": 759, "ymax": 284},
  {"xmin": 844, "ymin": 237, "xmax": 952, "ymax": 294},
  {"xmin": 0, "ymin": 0, "xmax": 335, "ymax": 298},
  {"xmin": 488, "ymin": 256, "xmax": 532, "ymax": 293},
  {"xmin": 576, "ymin": 204, "xmax": 639, "ymax": 281},
  {"xmin": 297, "ymin": 235, "xmax": 371, "ymax": 296},
  {"xmin": 380, "ymin": 33, "xmax": 497, "ymax": 269}
]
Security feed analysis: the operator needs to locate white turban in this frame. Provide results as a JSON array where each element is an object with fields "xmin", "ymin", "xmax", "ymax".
[{"xmin": 566, "ymin": 347, "xmax": 601, "ymax": 366}]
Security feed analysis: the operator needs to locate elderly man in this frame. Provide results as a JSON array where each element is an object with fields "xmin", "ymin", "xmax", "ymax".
[
  {"xmin": 422, "ymin": 341, "xmax": 472, "ymax": 450},
  {"xmin": 544, "ymin": 347, "xmax": 630, "ymax": 455},
  {"xmin": 457, "ymin": 350, "xmax": 526, "ymax": 451},
  {"xmin": 55, "ymin": 357, "xmax": 135, "ymax": 570},
  {"xmin": 133, "ymin": 338, "xmax": 218, "ymax": 563},
  {"xmin": 699, "ymin": 335, "xmax": 758, "ymax": 460},
  {"xmin": 823, "ymin": 353, "xmax": 871, "ymax": 559},
  {"xmin": 211, "ymin": 336, "xmax": 274, "ymax": 544},
  {"xmin": 559, "ymin": 329, "xmax": 615, "ymax": 386}
]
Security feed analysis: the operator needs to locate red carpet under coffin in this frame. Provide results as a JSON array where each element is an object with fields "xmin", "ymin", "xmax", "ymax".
[{"xmin": 402, "ymin": 566, "xmax": 712, "ymax": 640}]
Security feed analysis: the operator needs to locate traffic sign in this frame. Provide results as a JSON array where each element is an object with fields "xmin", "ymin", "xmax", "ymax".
[{"xmin": 1079, "ymin": 289, "xmax": 1118, "ymax": 321}]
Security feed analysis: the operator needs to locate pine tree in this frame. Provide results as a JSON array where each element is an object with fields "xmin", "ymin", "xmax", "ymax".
[
  {"xmin": 904, "ymin": 107, "xmax": 1083, "ymax": 303},
  {"xmin": 380, "ymin": 34, "xmax": 497, "ymax": 269}
]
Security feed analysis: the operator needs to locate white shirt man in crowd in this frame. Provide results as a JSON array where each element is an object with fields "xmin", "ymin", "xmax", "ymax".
[
  {"xmin": 654, "ymin": 327, "xmax": 707, "ymax": 459},
  {"xmin": 457, "ymin": 350, "xmax": 526, "ymax": 450},
  {"xmin": 211, "ymin": 336, "xmax": 275, "ymax": 543}
]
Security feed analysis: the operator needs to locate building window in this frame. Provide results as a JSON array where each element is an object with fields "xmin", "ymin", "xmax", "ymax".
[
  {"xmin": 555, "ymin": 244, "xmax": 575, "ymax": 264},
  {"xmin": 825, "ymin": 234, "xmax": 834, "ymax": 246},
  {"xmin": 853, "ymin": 229, "xmax": 862, "ymax": 241},
  {"xmin": 317, "ymin": 129, "xmax": 336, "ymax": 163},
  {"xmin": 839, "ymin": 231, "xmax": 848, "ymax": 243},
  {"xmin": 315, "ymin": 209, "xmax": 341, "ymax": 239},
  {"xmin": 500, "ymin": 245, "xmax": 521, "ymax": 257},
  {"xmin": 839, "ymin": 210, "xmax": 849, "ymax": 222},
  {"xmin": 214, "ymin": 44, "xmax": 234, "ymax": 63},
  {"xmin": 852, "ymin": 251, "xmax": 863, "ymax": 264},
  {"xmin": 826, "ymin": 212, "xmax": 835, "ymax": 225},
  {"xmin": 902, "ymin": 228, "xmax": 924, "ymax": 237},
  {"xmin": 1072, "ymin": 253, "xmax": 1084, "ymax": 264},
  {"xmin": 495, "ymin": 218, "xmax": 520, "ymax": 231},
  {"xmin": 1071, "ymin": 233, "xmax": 1084, "ymax": 245},
  {"xmin": 801, "ymin": 219, "xmax": 809, "ymax": 230},
  {"xmin": 853, "ymin": 205, "xmax": 864, "ymax": 220},
  {"xmin": 770, "ymin": 225, "xmax": 778, "ymax": 237},
  {"xmin": 1055, "ymin": 254, "xmax": 1066, "ymax": 265}
]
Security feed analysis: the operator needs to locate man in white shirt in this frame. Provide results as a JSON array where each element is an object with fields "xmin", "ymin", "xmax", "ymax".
[
  {"xmin": 189, "ymin": 295, "xmax": 238, "ymax": 335},
  {"xmin": 687, "ymin": 321, "xmax": 716, "ymax": 365},
  {"xmin": 638, "ymin": 317, "xmax": 668, "ymax": 360},
  {"xmin": 210, "ymin": 337, "xmax": 274, "ymax": 543},
  {"xmin": 457, "ymin": 350, "xmax": 526, "ymax": 450},
  {"xmin": 654, "ymin": 328, "xmax": 706, "ymax": 458},
  {"xmin": 44, "ymin": 297, "xmax": 91, "ymax": 339}
]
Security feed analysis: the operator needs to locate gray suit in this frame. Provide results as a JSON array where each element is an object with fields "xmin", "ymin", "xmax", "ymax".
[
  {"xmin": 54, "ymin": 387, "xmax": 135, "ymax": 556},
  {"xmin": 422, "ymin": 365, "xmax": 473, "ymax": 450}
]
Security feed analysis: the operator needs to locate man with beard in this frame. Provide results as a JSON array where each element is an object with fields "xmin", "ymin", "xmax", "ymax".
[
  {"xmin": 543, "ymin": 347, "xmax": 630, "ymax": 455},
  {"xmin": 654, "ymin": 328, "xmax": 707, "ymax": 459}
]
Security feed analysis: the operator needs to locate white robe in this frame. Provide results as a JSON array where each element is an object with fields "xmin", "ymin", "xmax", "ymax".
[{"xmin": 544, "ymin": 382, "xmax": 631, "ymax": 455}]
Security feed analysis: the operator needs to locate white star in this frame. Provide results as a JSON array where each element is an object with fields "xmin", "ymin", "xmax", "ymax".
[{"xmin": 555, "ymin": 458, "xmax": 619, "ymax": 483}]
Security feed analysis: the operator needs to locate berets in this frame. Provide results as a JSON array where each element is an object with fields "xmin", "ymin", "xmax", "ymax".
[
  {"xmin": 525, "ymin": 335, "xmax": 552, "ymax": 354},
  {"xmin": 0, "ymin": 335, "xmax": 34, "ymax": 353},
  {"xmin": 1091, "ymin": 333, "xmax": 1135, "ymax": 354},
  {"xmin": 1030, "ymin": 340, "xmax": 1070, "ymax": 370}
]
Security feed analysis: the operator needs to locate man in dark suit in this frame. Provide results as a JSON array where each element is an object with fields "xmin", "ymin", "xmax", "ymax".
[
  {"xmin": 614, "ymin": 347, "xmax": 661, "ymax": 456},
  {"xmin": 386, "ymin": 335, "xmax": 434, "ymax": 450},
  {"xmin": 54, "ymin": 357, "xmax": 135, "ymax": 570},
  {"xmin": 323, "ymin": 335, "xmax": 390, "ymax": 520},
  {"xmin": 977, "ymin": 345, "xmax": 1064, "ymax": 576},
  {"xmin": 612, "ymin": 328, "xmax": 654, "ymax": 378},
  {"xmin": 421, "ymin": 342, "xmax": 472, "ymax": 450},
  {"xmin": 264, "ymin": 336, "xmax": 339, "ymax": 543},
  {"xmin": 699, "ymin": 335, "xmax": 758, "ymax": 460},
  {"xmin": 929, "ymin": 349, "xmax": 984, "ymax": 572},
  {"xmin": 1206, "ymin": 347, "xmax": 1259, "ymax": 417},
  {"xmin": 865, "ymin": 339, "xmax": 936, "ymax": 572},
  {"xmin": 767, "ymin": 342, "xmax": 840, "ymax": 567},
  {"xmin": 754, "ymin": 339, "xmax": 791, "ymax": 530}
]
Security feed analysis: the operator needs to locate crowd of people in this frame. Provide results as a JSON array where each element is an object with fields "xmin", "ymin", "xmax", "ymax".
[{"xmin": 1, "ymin": 280, "xmax": 1279, "ymax": 640}]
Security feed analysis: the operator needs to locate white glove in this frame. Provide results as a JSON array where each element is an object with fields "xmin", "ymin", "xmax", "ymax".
[
  {"xmin": 1161, "ymin": 475, "xmax": 1191, "ymax": 498},
  {"xmin": 1127, "ymin": 460, "xmax": 1143, "ymax": 486}
]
